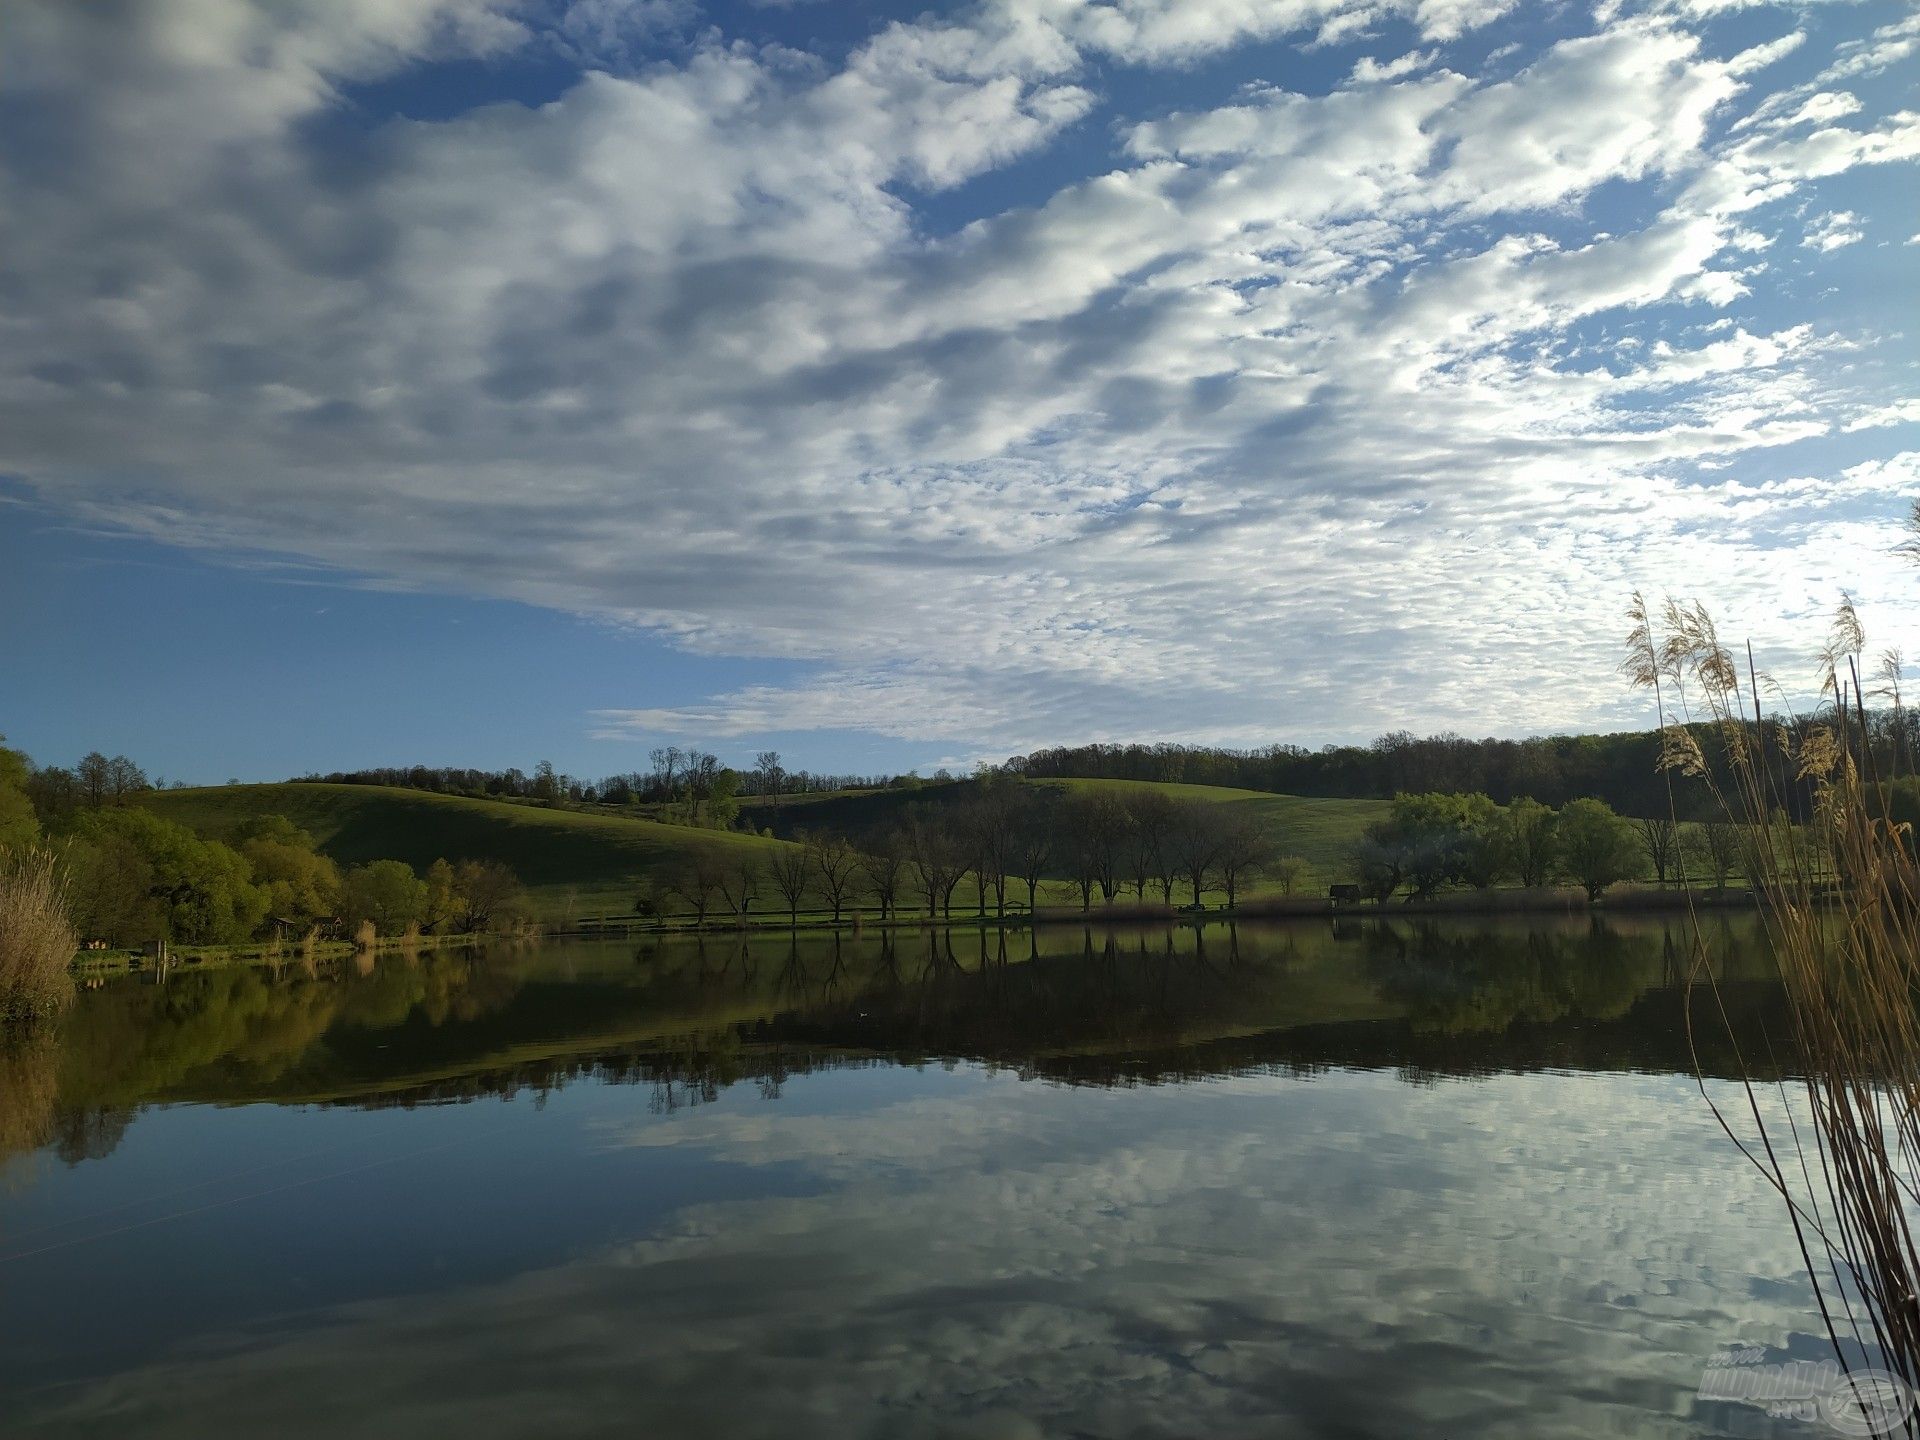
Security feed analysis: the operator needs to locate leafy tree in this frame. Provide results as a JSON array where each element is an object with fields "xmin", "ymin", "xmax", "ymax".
[
  {"xmin": 706, "ymin": 768, "xmax": 742, "ymax": 828},
  {"xmin": 1496, "ymin": 797, "xmax": 1558, "ymax": 888},
  {"xmin": 452, "ymin": 859, "xmax": 527, "ymax": 933},
  {"xmin": 237, "ymin": 816, "xmax": 340, "ymax": 925},
  {"xmin": 339, "ymin": 860, "xmax": 429, "ymax": 935},
  {"xmin": 69, "ymin": 808, "xmax": 267, "ymax": 944},
  {"xmin": 0, "ymin": 742, "xmax": 39, "ymax": 855},
  {"xmin": 1358, "ymin": 793, "xmax": 1494, "ymax": 899},
  {"xmin": 424, "ymin": 859, "xmax": 461, "ymax": 933},
  {"xmin": 1349, "ymin": 833, "xmax": 1405, "ymax": 903},
  {"xmin": 23, "ymin": 765, "xmax": 80, "ymax": 826},
  {"xmin": 1556, "ymin": 798, "xmax": 1640, "ymax": 902}
]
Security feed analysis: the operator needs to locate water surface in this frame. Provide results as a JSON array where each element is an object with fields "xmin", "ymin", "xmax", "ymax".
[{"xmin": 0, "ymin": 917, "xmax": 1838, "ymax": 1437}]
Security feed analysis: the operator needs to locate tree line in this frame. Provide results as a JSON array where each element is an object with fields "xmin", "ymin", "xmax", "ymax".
[
  {"xmin": 295, "ymin": 748, "xmax": 911, "ymax": 813},
  {"xmin": 650, "ymin": 780, "xmax": 1307, "ymax": 926},
  {"xmin": 1006, "ymin": 713, "xmax": 1914, "ymax": 821},
  {"xmin": 1, "ymin": 740, "xmax": 531, "ymax": 948}
]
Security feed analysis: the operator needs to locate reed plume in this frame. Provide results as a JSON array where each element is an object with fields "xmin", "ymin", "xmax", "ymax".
[
  {"xmin": 0, "ymin": 849, "xmax": 77, "ymax": 1022},
  {"xmin": 1629, "ymin": 590, "xmax": 1920, "ymax": 1427}
]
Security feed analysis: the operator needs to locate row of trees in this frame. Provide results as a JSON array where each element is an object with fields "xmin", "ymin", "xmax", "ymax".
[
  {"xmin": 299, "ymin": 750, "xmax": 906, "ymax": 812},
  {"xmin": 1009, "ymin": 714, "xmax": 1910, "ymax": 822},
  {"xmin": 650, "ymin": 784, "xmax": 1305, "ymax": 925},
  {"xmin": 60, "ymin": 809, "xmax": 530, "ymax": 946},
  {"xmin": 1348, "ymin": 792, "xmax": 1746, "ymax": 902}
]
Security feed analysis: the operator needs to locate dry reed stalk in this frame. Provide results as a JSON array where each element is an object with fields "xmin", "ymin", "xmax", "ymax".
[
  {"xmin": 1629, "ymin": 593, "xmax": 1920, "ymax": 1425},
  {"xmin": 0, "ymin": 850, "xmax": 77, "ymax": 1022}
]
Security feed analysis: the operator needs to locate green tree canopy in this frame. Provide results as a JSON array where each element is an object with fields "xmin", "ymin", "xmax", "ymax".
[
  {"xmin": 1556, "ymin": 798, "xmax": 1641, "ymax": 902},
  {"xmin": 339, "ymin": 860, "xmax": 430, "ymax": 935},
  {"xmin": 238, "ymin": 816, "xmax": 340, "ymax": 926},
  {"xmin": 68, "ymin": 808, "xmax": 267, "ymax": 944},
  {"xmin": 0, "ymin": 741, "xmax": 40, "ymax": 855}
]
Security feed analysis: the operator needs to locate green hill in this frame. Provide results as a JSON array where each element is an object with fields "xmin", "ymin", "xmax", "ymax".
[
  {"xmin": 1044, "ymin": 779, "xmax": 1388, "ymax": 885},
  {"xmin": 141, "ymin": 783, "xmax": 795, "ymax": 922},
  {"xmin": 141, "ymin": 777, "xmax": 1388, "ymax": 924},
  {"xmin": 742, "ymin": 776, "xmax": 1387, "ymax": 894}
]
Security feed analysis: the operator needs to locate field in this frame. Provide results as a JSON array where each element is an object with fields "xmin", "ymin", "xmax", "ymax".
[
  {"xmin": 140, "ymin": 778, "xmax": 1700, "ymax": 926},
  {"xmin": 141, "ymin": 783, "xmax": 797, "ymax": 923}
]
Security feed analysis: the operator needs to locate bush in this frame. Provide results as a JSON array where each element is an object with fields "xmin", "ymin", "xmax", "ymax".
[{"xmin": 0, "ymin": 850, "xmax": 77, "ymax": 1021}]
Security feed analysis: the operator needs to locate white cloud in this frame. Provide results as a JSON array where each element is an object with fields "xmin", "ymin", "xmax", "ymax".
[
  {"xmin": 1818, "ymin": 11, "xmax": 1920, "ymax": 82},
  {"xmin": 1802, "ymin": 209, "xmax": 1863, "ymax": 250},
  {"xmin": 0, "ymin": 0, "xmax": 1916, "ymax": 753}
]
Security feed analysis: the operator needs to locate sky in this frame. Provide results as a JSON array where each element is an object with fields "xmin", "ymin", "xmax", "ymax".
[{"xmin": 1, "ymin": 0, "xmax": 1916, "ymax": 784}]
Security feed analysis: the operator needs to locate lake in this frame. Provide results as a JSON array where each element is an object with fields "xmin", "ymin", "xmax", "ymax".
[{"xmin": 0, "ymin": 916, "xmax": 1855, "ymax": 1437}]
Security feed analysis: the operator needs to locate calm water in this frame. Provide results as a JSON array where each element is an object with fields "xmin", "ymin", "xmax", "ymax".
[{"xmin": 0, "ymin": 917, "xmax": 1844, "ymax": 1437}]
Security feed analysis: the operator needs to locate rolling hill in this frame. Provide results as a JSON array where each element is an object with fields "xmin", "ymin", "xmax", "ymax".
[
  {"xmin": 141, "ymin": 776, "xmax": 1391, "ymax": 924},
  {"xmin": 140, "ymin": 783, "xmax": 796, "ymax": 921}
]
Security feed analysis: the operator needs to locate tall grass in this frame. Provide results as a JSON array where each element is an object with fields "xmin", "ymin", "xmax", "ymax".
[
  {"xmin": 1629, "ymin": 593, "xmax": 1920, "ymax": 1424},
  {"xmin": 0, "ymin": 849, "xmax": 77, "ymax": 1023}
]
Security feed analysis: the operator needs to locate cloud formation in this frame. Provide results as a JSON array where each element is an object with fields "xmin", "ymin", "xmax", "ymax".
[{"xmin": 2, "ymin": 0, "xmax": 1915, "ymax": 755}]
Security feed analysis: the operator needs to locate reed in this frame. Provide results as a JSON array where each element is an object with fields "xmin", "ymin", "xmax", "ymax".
[
  {"xmin": 0, "ymin": 849, "xmax": 77, "ymax": 1023},
  {"xmin": 1628, "ymin": 592, "xmax": 1920, "ymax": 1425}
]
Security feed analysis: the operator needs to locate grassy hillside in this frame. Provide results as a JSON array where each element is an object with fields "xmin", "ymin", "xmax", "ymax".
[
  {"xmin": 1045, "ymin": 779, "xmax": 1389, "ymax": 885},
  {"xmin": 743, "ymin": 776, "xmax": 1388, "ymax": 895},
  {"xmin": 141, "ymin": 783, "xmax": 795, "ymax": 921}
]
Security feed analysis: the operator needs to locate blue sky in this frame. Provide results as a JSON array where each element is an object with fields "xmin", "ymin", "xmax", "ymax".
[{"xmin": 1, "ymin": 0, "xmax": 1916, "ymax": 784}]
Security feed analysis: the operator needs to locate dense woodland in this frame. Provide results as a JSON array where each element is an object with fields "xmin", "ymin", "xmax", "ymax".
[
  {"xmin": 288, "ymin": 711, "xmax": 1918, "ymax": 824},
  {"xmin": 1007, "ymin": 711, "xmax": 1919, "ymax": 820}
]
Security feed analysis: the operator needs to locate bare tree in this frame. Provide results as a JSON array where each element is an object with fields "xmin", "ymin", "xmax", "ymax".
[
  {"xmin": 1637, "ymin": 816, "xmax": 1681, "ymax": 887},
  {"xmin": 648, "ymin": 746, "xmax": 682, "ymax": 805},
  {"xmin": 957, "ymin": 781, "xmax": 1020, "ymax": 918},
  {"xmin": 453, "ymin": 859, "xmax": 527, "ymax": 933},
  {"xmin": 1008, "ymin": 793, "xmax": 1054, "ymax": 913},
  {"xmin": 808, "ymin": 832, "xmax": 863, "ymax": 925},
  {"xmin": 105, "ymin": 755, "xmax": 148, "ymax": 803},
  {"xmin": 754, "ymin": 751, "xmax": 785, "ymax": 799},
  {"xmin": 664, "ymin": 850, "xmax": 727, "ymax": 927},
  {"xmin": 685, "ymin": 751, "xmax": 722, "ymax": 823},
  {"xmin": 76, "ymin": 751, "xmax": 111, "ymax": 809},
  {"xmin": 861, "ymin": 830, "xmax": 908, "ymax": 920},
  {"xmin": 904, "ymin": 806, "xmax": 964, "ymax": 920},
  {"xmin": 1697, "ymin": 820, "xmax": 1740, "ymax": 891},
  {"xmin": 717, "ymin": 854, "xmax": 761, "ymax": 924},
  {"xmin": 1166, "ymin": 800, "xmax": 1223, "ymax": 907},
  {"xmin": 1124, "ymin": 789, "xmax": 1177, "ymax": 902},
  {"xmin": 1059, "ymin": 791, "xmax": 1131, "ymax": 909},
  {"xmin": 1271, "ymin": 855, "xmax": 1305, "ymax": 895},
  {"xmin": 1214, "ymin": 814, "xmax": 1276, "ymax": 909},
  {"xmin": 766, "ymin": 840, "xmax": 812, "ymax": 926}
]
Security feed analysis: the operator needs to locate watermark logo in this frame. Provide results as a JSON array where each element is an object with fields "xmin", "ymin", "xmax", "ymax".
[{"xmin": 1699, "ymin": 1346, "xmax": 1914, "ymax": 1436}]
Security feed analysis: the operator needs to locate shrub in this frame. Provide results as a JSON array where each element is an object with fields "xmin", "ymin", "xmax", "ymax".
[{"xmin": 0, "ymin": 850, "xmax": 77, "ymax": 1021}]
